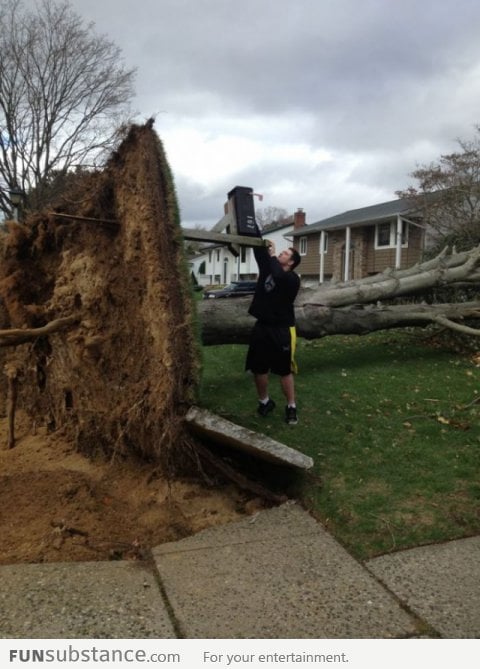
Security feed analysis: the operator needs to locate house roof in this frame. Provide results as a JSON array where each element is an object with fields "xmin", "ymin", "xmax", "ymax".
[{"xmin": 291, "ymin": 197, "xmax": 418, "ymax": 237}]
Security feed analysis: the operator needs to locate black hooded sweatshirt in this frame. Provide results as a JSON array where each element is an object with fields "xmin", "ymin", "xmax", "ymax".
[{"xmin": 248, "ymin": 246, "xmax": 300, "ymax": 327}]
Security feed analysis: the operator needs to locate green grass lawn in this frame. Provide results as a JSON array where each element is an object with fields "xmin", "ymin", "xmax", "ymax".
[{"xmin": 199, "ymin": 329, "xmax": 480, "ymax": 560}]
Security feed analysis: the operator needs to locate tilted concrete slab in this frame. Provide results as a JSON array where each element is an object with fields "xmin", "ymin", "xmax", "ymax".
[
  {"xmin": 185, "ymin": 406, "xmax": 313, "ymax": 469},
  {"xmin": 152, "ymin": 502, "xmax": 419, "ymax": 638},
  {"xmin": 0, "ymin": 561, "xmax": 175, "ymax": 638},
  {"xmin": 366, "ymin": 535, "xmax": 480, "ymax": 638}
]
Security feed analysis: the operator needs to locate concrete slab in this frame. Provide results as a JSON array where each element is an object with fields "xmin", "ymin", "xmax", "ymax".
[
  {"xmin": 366, "ymin": 535, "xmax": 480, "ymax": 638},
  {"xmin": 0, "ymin": 561, "xmax": 175, "ymax": 638},
  {"xmin": 185, "ymin": 406, "xmax": 313, "ymax": 469},
  {"xmin": 153, "ymin": 502, "xmax": 419, "ymax": 638}
]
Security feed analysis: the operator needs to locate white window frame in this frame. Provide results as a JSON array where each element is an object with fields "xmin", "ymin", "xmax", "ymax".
[
  {"xmin": 374, "ymin": 220, "xmax": 409, "ymax": 249},
  {"xmin": 299, "ymin": 236, "xmax": 307, "ymax": 256}
]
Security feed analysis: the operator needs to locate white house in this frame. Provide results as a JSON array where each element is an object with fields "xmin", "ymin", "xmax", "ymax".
[{"xmin": 188, "ymin": 209, "xmax": 306, "ymax": 286}]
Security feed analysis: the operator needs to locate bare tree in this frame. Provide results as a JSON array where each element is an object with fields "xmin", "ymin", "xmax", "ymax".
[
  {"xmin": 397, "ymin": 126, "xmax": 480, "ymax": 254},
  {"xmin": 255, "ymin": 206, "xmax": 289, "ymax": 231},
  {"xmin": 0, "ymin": 0, "xmax": 135, "ymax": 216}
]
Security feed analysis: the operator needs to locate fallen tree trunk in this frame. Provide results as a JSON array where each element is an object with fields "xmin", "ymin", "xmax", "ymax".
[
  {"xmin": 198, "ymin": 244, "xmax": 480, "ymax": 344},
  {"xmin": 199, "ymin": 299, "xmax": 480, "ymax": 344}
]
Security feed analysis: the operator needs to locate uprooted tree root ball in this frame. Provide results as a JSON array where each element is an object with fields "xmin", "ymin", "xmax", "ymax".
[
  {"xmin": 0, "ymin": 122, "xmax": 271, "ymax": 563},
  {"xmin": 0, "ymin": 122, "xmax": 201, "ymax": 471}
]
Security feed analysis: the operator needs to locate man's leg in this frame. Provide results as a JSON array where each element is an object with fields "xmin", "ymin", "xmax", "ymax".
[
  {"xmin": 254, "ymin": 373, "xmax": 276, "ymax": 416},
  {"xmin": 280, "ymin": 373, "xmax": 295, "ymax": 405},
  {"xmin": 254, "ymin": 373, "xmax": 269, "ymax": 402},
  {"xmin": 281, "ymin": 373, "xmax": 298, "ymax": 424}
]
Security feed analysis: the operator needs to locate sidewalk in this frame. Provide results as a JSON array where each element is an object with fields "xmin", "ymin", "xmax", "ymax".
[{"xmin": 0, "ymin": 502, "xmax": 479, "ymax": 638}]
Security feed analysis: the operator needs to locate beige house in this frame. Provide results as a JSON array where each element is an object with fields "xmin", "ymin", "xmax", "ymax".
[{"xmin": 291, "ymin": 197, "xmax": 426, "ymax": 285}]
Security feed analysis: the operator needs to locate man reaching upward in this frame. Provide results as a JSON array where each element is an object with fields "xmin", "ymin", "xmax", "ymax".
[{"xmin": 245, "ymin": 239, "xmax": 301, "ymax": 425}]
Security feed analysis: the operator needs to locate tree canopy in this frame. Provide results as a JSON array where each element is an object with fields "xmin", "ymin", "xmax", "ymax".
[
  {"xmin": 0, "ymin": 0, "xmax": 136, "ymax": 217},
  {"xmin": 397, "ymin": 126, "xmax": 480, "ymax": 255}
]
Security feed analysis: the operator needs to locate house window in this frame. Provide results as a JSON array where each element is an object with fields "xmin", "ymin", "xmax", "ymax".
[
  {"xmin": 240, "ymin": 246, "xmax": 247, "ymax": 263},
  {"xmin": 208, "ymin": 251, "xmax": 212, "ymax": 263},
  {"xmin": 376, "ymin": 223, "xmax": 391, "ymax": 247},
  {"xmin": 374, "ymin": 221, "xmax": 409, "ymax": 249},
  {"xmin": 299, "ymin": 236, "xmax": 307, "ymax": 255},
  {"xmin": 216, "ymin": 249, "xmax": 220, "ymax": 262}
]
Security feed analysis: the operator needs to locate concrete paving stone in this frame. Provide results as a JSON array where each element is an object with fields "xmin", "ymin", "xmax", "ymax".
[
  {"xmin": 0, "ymin": 561, "xmax": 175, "ymax": 638},
  {"xmin": 366, "ymin": 535, "xmax": 480, "ymax": 638},
  {"xmin": 185, "ymin": 406, "xmax": 313, "ymax": 469},
  {"xmin": 153, "ymin": 502, "xmax": 419, "ymax": 638},
  {"xmin": 154, "ymin": 500, "xmax": 318, "ymax": 555}
]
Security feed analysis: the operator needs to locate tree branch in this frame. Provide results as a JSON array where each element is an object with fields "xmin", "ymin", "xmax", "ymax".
[{"xmin": 430, "ymin": 315, "xmax": 480, "ymax": 336}]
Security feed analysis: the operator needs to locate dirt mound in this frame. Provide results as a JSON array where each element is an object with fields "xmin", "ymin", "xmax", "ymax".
[{"xmin": 0, "ymin": 413, "xmax": 262, "ymax": 564}]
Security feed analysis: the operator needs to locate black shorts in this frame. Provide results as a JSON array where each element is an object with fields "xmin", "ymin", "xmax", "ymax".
[{"xmin": 245, "ymin": 322, "xmax": 296, "ymax": 377}]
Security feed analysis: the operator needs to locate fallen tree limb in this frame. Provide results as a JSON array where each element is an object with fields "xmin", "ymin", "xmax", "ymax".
[
  {"xmin": 0, "ymin": 315, "xmax": 80, "ymax": 347},
  {"xmin": 430, "ymin": 315, "xmax": 480, "ymax": 336},
  {"xmin": 297, "ymin": 301, "xmax": 480, "ymax": 339},
  {"xmin": 298, "ymin": 244, "xmax": 480, "ymax": 307}
]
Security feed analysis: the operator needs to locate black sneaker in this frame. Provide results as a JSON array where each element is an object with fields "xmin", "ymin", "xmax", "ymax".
[
  {"xmin": 257, "ymin": 398, "xmax": 276, "ymax": 417},
  {"xmin": 285, "ymin": 405, "xmax": 298, "ymax": 425}
]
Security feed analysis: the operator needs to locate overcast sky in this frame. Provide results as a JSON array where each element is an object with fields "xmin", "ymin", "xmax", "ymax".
[{"xmin": 65, "ymin": 0, "xmax": 480, "ymax": 228}]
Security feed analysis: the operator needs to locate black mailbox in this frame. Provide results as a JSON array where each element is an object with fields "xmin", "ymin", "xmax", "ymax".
[{"xmin": 227, "ymin": 186, "xmax": 260, "ymax": 237}]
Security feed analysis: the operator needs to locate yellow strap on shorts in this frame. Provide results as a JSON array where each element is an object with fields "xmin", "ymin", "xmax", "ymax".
[{"xmin": 290, "ymin": 326, "xmax": 298, "ymax": 374}]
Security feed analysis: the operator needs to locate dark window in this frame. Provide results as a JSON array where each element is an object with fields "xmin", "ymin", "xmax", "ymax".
[{"xmin": 376, "ymin": 223, "xmax": 391, "ymax": 247}]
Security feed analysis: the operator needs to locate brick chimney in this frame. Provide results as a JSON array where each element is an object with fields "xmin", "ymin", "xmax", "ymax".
[{"xmin": 293, "ymin": 208, "xmax": 306, "ymax": 229}]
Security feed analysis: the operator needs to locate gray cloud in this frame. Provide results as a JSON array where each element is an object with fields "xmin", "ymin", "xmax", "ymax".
[{"xmin": 59, "ymin": 0, "xmax": 480, "ymax": 225}]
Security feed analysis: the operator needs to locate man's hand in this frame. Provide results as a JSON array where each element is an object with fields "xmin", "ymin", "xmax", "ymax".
[{"xmin": 266, "ymin": 240, "xmax": 276, "ymax": 256}]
